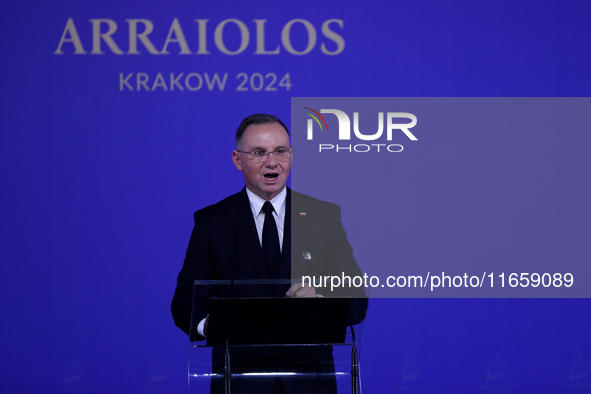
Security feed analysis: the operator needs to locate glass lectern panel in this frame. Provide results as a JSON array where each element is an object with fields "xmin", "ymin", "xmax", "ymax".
[{"xmin": 188, "ymin": 279, "xmax": 367, "ymax": 394}]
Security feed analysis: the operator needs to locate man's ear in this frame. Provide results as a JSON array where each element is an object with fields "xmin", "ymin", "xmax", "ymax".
[{"xmin": 232, "ymin": 150, "xmax": 242, "ymax": 171}]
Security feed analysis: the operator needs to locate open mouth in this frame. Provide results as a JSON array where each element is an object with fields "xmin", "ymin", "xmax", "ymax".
[{"xmin": 264, "ymin": 173, "xmax": 279, "ymax": 180}]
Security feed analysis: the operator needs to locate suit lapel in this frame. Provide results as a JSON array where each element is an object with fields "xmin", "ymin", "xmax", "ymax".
[
  {"xmin": 289, "ymin": 190, "xmax": 307, "ymax": 262},
  {"xmin": 278, "ymin": 189, "xmax": 292, "ymax": 280}
]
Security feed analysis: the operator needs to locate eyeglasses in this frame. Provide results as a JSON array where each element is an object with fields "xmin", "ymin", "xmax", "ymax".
[{"xmin": 236, "ymin": 147, "xmax": 292, "ymax": 162}]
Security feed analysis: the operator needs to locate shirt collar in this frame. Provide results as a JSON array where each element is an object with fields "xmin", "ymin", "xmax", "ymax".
[{"xmin": 245, "ymin": 187, "xmax": 287, "ymax": 218}]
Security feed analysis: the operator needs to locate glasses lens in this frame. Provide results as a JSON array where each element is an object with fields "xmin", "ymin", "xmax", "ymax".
[
  {"xmin": 250, "ymin": 149, "xmax": 291, "ymax": 162},
  {"xmin": 276, "ymin": 149, "xmax": 291, "ymax": 161}
]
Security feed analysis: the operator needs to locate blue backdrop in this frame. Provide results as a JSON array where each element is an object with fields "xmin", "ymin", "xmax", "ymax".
[{"xmin": 1, "ymin": 1, "xmax": 590, "ymax": 392}]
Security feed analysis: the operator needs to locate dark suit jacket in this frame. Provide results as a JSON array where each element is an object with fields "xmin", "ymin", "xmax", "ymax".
[{"xmin": 171, "ymin": 187, "xmax": 367, "ymax": 392}]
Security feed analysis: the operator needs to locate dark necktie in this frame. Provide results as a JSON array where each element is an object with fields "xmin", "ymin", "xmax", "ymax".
[{"xmin": 262, "ymin": 201, "xmax": 281, "ymax": 278}]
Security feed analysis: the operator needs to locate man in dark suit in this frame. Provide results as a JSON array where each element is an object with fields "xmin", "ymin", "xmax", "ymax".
[{"xmin": 172, "ymin": 114, "xmax": 367, "ymax": 393}]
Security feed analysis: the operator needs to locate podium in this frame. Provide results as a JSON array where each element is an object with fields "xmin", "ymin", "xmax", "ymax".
[{"xmin": 188, "ymin": 279, "xmax": 367, "ymax": 394}]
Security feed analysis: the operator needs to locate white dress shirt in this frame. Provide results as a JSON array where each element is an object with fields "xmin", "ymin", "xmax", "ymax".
[{"xmin": 245, "ymin": 186, "xmax": 286, "ymax": 251}]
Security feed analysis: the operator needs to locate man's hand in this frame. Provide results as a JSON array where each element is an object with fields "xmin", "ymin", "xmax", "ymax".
[{"xmin": 286, "ymin": 283, "xmax": 317, "ymax": 298}]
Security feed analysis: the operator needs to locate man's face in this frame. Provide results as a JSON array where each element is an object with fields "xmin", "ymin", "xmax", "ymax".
[{"xmin": 232, "ymin": 122, "xmax": 292, "ymax": 200}]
